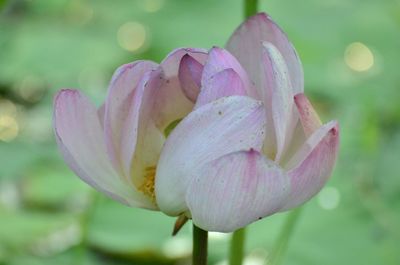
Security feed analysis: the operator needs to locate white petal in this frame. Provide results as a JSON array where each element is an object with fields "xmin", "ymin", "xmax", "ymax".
[
  {"xmin": 282, "ymin": 121, "xmax": 339, "ymax": 210},
  {"xmin": 186, "ymin": 150, "xmax": 290, "ymax": 232},
  {"xmin": 122, "ymin": 70, "xmax": 165, "ymax": 194},
  {"xmin": 54, "ymin": 89, "xmax": 154, "ymax": 208},
  {"xmin": 155, "ymin": 96, "xmax": 266, "ymax": 216},
  {"xmin": 104, "ymin": 61, "xmax": 158, "ymax": 176},
  {"xmin": 261, "ymin": 42, "xmax": 297, "ymax": 162},
  {"xmin": 226, "ymin": 13, "xmax": 304, "ymax": 95}
]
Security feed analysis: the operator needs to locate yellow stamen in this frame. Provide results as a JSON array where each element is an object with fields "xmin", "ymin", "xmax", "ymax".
[{"xmin": 138, "ymin": 166, "xmax": 156, "ymax": 203}]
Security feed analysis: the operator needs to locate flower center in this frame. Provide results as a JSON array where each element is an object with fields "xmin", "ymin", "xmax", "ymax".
[
  {"xmin": 137, "ymin": 119, "xmax": 182, "ymax": 204},
  {"xmin": 138, "ymin": 166, "xmax": 156, "ymax": 203}
]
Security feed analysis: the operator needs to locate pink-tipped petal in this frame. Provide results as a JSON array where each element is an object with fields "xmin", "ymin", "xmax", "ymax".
[
  {"xmin": 104, "ymin": 61, "xmax": 158, "ymax": 176},
  {"xmin": 262, "ymin": 42, "xmax": 296, "ymax": 162},
  {"xmin": 155, "ymin": 96, "xmax": 266, "ymax": 216},
  {"xmin": 294, "ymin": 93, "xmax": 322, "ymax": 137},
  {"xmin": 178, "ymin": 54, "xmax": 204, "ymax": 102},
  {"xmin": 54, "ymin": 89, "xmax": 153, "ymax": 208},
  {"xmin": 122, "ymin": 70, "xmax": 165, "ymax": 191},
  {"xmin": 153, "ymin": 48, "xmax": 208, "ymax": 130},
  {"xmin": 195, "ymin": 68, "xmax": 247, "ymax": 109},
  {"xmin": 201, "ymin": 47, "xmax": 258, "ymax": 98},
  {"xmin": 282, "ymin": 121, "xmax": 339, "ymax": 210},
  {"xmin": 162, "ymin": 48, "xmax": 208, "ymax": 77},
  {"xmin": 226, "ymin": 12, "xmax": 304, "ymax": 96},
  {"xmin": 186, "ymin": 150, "xmax": 289, "ymax": 232}
]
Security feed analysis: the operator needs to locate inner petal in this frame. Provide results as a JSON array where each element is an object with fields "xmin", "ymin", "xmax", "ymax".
[{"xmin": 132, "ymin": 117, "xmax": 183, "ymax": 205}]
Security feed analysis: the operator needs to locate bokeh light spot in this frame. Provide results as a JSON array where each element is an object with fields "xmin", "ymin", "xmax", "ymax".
[
  {"xmin": 0, "ymin": 98, "xmax": 17, "ymax": 117},
  {"xmin": 162, "ymin": 237, "xmax": 191, "ymax": 259},
  {"xmin": 17, "ymin": 75, "xmax": 46, "ymax": 103},
  {"xmin": 117, "ymin": 22, "xmax": 147, "ymax": 52},
  {"xmin": 142, "ymin": 0, "xmax": 165, "ymax": 13},
  {"xmin": 0, "ymin": 115, "xmax": 19, "ymax": 142},
  {"xmin": 66, "ymin": 0, "xmax": 94, "ymax": 25},
  {"xmin": 318, "ymin": 186, "xmax": 340, "ymax": 210},
  {"xmin": 344, "ymin": 42, "xmax": 374, "ymax": 72}
]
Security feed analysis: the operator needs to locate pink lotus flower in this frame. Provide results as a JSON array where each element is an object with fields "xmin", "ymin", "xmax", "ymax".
[
  {"xmin": 54, "ymin": 13, "xmax": 339, "ymax": 232},
  {"xmin": 54, "ymin": 47, "xmax": 208, "ymax": 209},
  {"xmin": 155, "ymin": 13, "xmax": 339, "ymax": 232}
]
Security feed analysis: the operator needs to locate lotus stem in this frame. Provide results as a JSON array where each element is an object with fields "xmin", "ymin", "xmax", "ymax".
[
  {"xmin": 193, "ymin": 224, "xmax": 208, "ymax": 265},
  {"xmin": 229, "ymin": 227, "xmax": 246, "ymax": 265},
  {"xmin": 244, "ymin": 0, "xmax": 258, "ymax": 18}
]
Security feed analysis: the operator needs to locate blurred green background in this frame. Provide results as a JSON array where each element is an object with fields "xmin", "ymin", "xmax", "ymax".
[{"xmin": 1, "ymin": 0, "xmax": 400, "ymax": 264}]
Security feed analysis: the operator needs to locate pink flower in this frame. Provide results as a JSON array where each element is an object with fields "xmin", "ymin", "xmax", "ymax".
[
  {"xmin": 155, "ymin": 13, "xmax": 339, "ymax": 232},
  {"xmin": 54, "ymin": 48, "xmax": 207, "ymax": 209},
  {"xmin": 54, "ymin": 13, "xmax": 339, "ymax": 232}
]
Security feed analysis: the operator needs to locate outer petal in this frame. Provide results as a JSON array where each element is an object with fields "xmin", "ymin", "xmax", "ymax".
[
  {"xmin": 261, "ymin": 42, "xmax": 296, "ymax": 162},
  {"xmin": 282, "ymin": 121, "xmax": 339, "ymax": 210},
  {"xmin": 226, "ymin": 12, "xmax": 304, "ymax": 96},
  {"xmin": 201, "ymin": 47, "xmax": 258, "ymax": 98},
  {"xmin": 194, "ymin": 68, "xmax": 246, "ymax": 109},
  {"xmin": 186, "ymin": 150, "xmax": 290, "ymax": 232},
  {"xmin": 53, "ymin": 89, "xmax": 153, "ymax": 208},
  {"xmin": 294, "ymin": 93, "xmax": 322, "ymax": 137},
  {"xmin": 104, "ymin": 61, "xmax": 158, "ymax": 176},
  {"xmin": 155, "ymin": 96, "xmax": 266, "ymax": 216},
  {"xmin": 178, "ymin": 54, "xmax": 204, "ymax": 102},
  {"xmin": 153, "ymin": 48, "xmax": 208, "ymax": 130}
]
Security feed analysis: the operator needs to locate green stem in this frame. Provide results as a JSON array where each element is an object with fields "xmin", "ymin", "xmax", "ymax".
[
  {"xmin": 193, "ymin": 224, "xmax": 208, "ymax": 265},
  {"xmin": 244, "ymin": 0, "xmax": 258, "ymax": 18},
  {"xmin": 270, "ymin": 208, "xmax": 303, "ymax": 265},
  {"xmin": 229, "ymin": 228, "xmax": 246, "ymax": 265}
]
